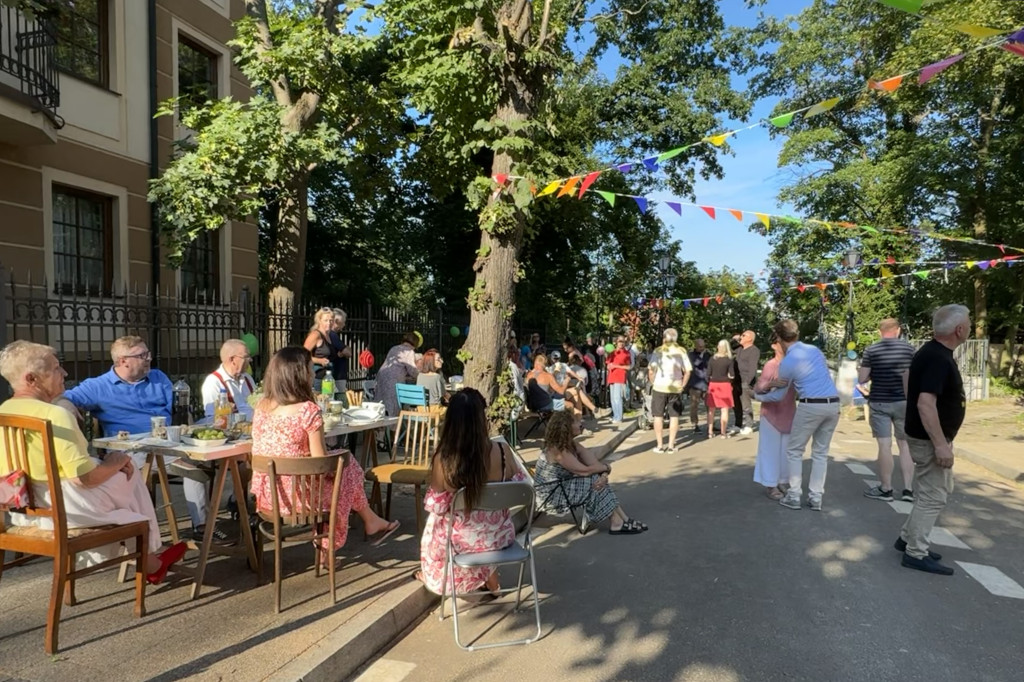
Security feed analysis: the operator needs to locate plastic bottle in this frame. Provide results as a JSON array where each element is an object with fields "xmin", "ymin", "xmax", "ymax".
[
  {"xmin": 321, "ymin": 369, "xmax": 335, "ymax": 398},
  {"xmin": 213, "ymin": 389, "xmax": 231, "ymax": 430},
  {"xmin": 172, "ymin": 378, "xmax": 191, "ymax": 426}
]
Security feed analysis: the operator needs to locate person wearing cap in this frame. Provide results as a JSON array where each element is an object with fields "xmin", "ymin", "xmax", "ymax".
[
  {"xmin": 376, "ymin": 331, "xmax": 420, "ymax": 417},
  {"xmin": 755, "ymin": 319, "xmax": 840, "ymax": 511}
]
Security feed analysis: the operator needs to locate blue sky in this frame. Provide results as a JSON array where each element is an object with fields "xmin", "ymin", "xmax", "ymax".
[{"xmin": 641, "ymin": 0, "xmax": 809, "ymax": 276}]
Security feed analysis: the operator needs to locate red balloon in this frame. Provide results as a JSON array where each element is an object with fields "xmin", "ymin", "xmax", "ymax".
[{"xmin": 359, "ymin": 349, "xmax": 375, "ymax": 369}]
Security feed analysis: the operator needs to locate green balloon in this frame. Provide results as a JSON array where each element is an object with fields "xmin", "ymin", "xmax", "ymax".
[
  {"xmin": 241, "ymin": 333, "xmax": 259, "ymax": 357},
  {"xmin": 604, "ymin": 343, "xmax": 615, "ymax": 353},
  {"xmin": 450, "ymin": 325, "xmax": 461, "ymax": 337}
]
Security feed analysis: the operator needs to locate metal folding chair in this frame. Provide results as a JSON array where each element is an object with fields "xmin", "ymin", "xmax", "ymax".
[{"xmin": 438, "ymin": 481, "xmax": 543, "ymax": 651}]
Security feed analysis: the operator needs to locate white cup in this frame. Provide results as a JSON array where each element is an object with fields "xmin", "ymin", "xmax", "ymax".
[{"xmin": 165, "ymin": 425, "xmax": 182, "ymax": 443}]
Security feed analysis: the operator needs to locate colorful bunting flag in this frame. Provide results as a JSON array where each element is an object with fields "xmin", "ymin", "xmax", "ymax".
[
  {"xmin": 863, "ymin": 278, "xmax": 877, "ymax": 286},
  {"xmin": 632, "ymin": 196, "xmax": 648, "ymax": 213},
  {"xmin": 881, "ymin": 266, "xmax": 893, "ymax": 279},
  {"xmin": 806, "ymin": 97, "xmax": 841, "ymax": 118},
  {"xmin": 556, "ymin": 176, "xmax": 581, "ymax": 197},
  {"xmin": 683, "ymin": 300, "xmax": 691, "ymax": 309},
  {"xmin": 643, "ymin": 157, "xmax": 659, "ymax": 172},
  {"xmin": 577, "ymin": 171, "xmax": 601, "ymax": 198},
  {"xmin": 954, "ymin": 23, "xmax": 1004, "ymax": 39},
  {"xmin": 666, "ymin": 202, "xmax": 682, "ymax": 216},
  {"xmin": 769, "ymin": 112, "xmax": 796, "ymax": 128},
  {"xmin": 755, "ymin": 213, "xmax": 771, "ymax": 229},
  {"xmin": 919, "ymin": 54, "xmax": 965, "ymax": 84},
  {"xmin": 596, "ymin": 191, "xmax": 616, "ymax": 206},
  {"xmin": 715, "ymin": 295, "xmax": 723, "ymax": 304},
  {"xmin": 967, "ymin": 261, "xmax": 976, "ymax": 269},
  {"xmin": 700, "ymin": 206, "xmax": 716, "ymax": 220},
  {"xmin": 914, "ymin": 270, "xmax": 929, "ymax": 279},
  {"xmin": 1004, "ymin": 43, "xmax": 1024, "ymax": 59},
  {"xmin": 977, "ymin": 261, "xmax": 990, "ymax": 270},
  {"xmin": 494, "ymin": 173, "xmax": 507, "ymax": 185},
  {"xmin": 705, "ymin": 134, "xmax": 730, "ymax": 147},
  {"xmin": 1009, "ymin": 28, "xmax": 1024, "ymax": 42},
  {"xmin": 702, "ymin": 297, "xmax": 710, "ymax": 307},
  {"xmin": 729, "ymin": 209, "xmax": 744, "ymax": 221},
  {"xmin": 877, "ymin": 0, "xmax": 922, "ymax": 13},
  {"xmin": 616, "ymin": 163, "xmax": 634, "ymax": 173},
  {"xmin": 657, "ymin": 147, "xmax": 687, "ymax": 163},
  {"xmin": 861, "ymin": 225, "xmax": 880, "ymax": 234},
  {"xmin": 537, "ymin": 179, "xmax": 562, "ymax": 197},
  {"xmin": 869, "ymin": 75, "xmax": 905, "ymax": 92}
]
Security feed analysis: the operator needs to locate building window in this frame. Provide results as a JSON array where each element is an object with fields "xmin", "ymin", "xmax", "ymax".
[
  {"xmin": 181, "ymin": 231, "xmax": 220, "ymax": 303},
  {"xmin": 177, "ymin": 36, "xmax": 218, "ymax": 113},
  {"xmin": 53, "ymin": 0, "xmax": 109, "ymax": 87},
  {"xmin": 52, "ymin": 186, "xmax": 113, "ymax": 296}
]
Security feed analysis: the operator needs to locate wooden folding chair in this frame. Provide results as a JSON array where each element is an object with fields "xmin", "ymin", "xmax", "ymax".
[
  {"xmin": 0, "ymin": 414, "xmax": 149, "ymax": 654},
  {"xmin": 365, "ymin": 411, "xmax": 439, "ymax": 531},
  {"xmin": 250, "ymin": 451, "xmax": 348, "ymax": 613}
]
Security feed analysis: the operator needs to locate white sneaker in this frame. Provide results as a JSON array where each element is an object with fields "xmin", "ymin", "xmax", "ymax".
[
  {"xmin": 779, "ymin": 490, "xmax": 802, "ymax": 510},
  {"xmin": 653, "ymin": 446, "xmax": 667, "ymax": 454},
  {"xmin": 740, "ymin": 426, "xmax": 753, "ymax": 436}
]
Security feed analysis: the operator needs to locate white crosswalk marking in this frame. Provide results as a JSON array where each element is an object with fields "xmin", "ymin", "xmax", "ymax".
[
  {"xmin": 842, "ymin": 439, "xmax": 871, "ymax": 444},
  {"xmin": 928, "ymin": 526, "xmax": 971, "ymax": 550},
  {"xmin": 956, "ymin": 563, "xmax": 1024, "ymax": 599},
  {"xmin": 864, "ymin": 479, "xmax": 881, "ymax": 488},
  {"xmin": 845, "ymin": 463, "xmax": 875, "ymax": 476},
  {"xmin": 887, "ymin": 500, "xmax": 913, "ymax": 514},
  {"xmin": 353, "ymin": 659, "xmax": 418, "ymax": 682}
]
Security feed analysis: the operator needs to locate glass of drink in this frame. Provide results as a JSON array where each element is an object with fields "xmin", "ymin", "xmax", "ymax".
[{"xmin": 150, "ymin": 416, "xmax": 168, "ymax": 439}]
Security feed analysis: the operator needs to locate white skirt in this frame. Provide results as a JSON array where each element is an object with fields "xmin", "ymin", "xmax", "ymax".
[
  {"xmin": 12, "ymin": 457, "xmax": 163, "ymax": 568},
  {"xmin": 753, "ymin": 418, "xmax": 789, "ymax": 487}
]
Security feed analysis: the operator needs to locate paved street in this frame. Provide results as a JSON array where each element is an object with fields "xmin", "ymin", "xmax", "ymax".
[{"xmin": 357, "ymin": 416, "xmax": 1024, "ymax": 682}]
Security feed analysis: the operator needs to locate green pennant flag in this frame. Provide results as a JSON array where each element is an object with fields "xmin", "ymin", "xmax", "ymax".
[
  {"xmin": 879, "ymin": 0, "xmax": 923, "ymax": 13},
  {"xmin": 596, "ymin": 191, "xmax": 616, "ymax": 207},
  {"xmin": 656, "ymin": 146, "xmax": 688, "ymax": 163},
  {"xmin": 769, "ymin": 112, "xmax": 796, "ymax": 128},
  {"xmin": 861, "ymin": 225, "xmax": 880, "ymax": 234},
  {"xmin": 914, "ymin": 270, "xmax": 930, "ymax": 279},
  {"xmin": 863, "ymin": 278, "xmax": 877, "ymax": 286}
]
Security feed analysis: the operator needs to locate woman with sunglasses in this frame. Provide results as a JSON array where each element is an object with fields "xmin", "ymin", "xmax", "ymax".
[{"xmin": 303, "ymin": 308, "xmax": 336, "ymax": 393}]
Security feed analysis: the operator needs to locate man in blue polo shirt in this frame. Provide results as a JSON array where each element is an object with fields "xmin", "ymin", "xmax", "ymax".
[
  {"xmin": 66, "ymin": 335, "xmax": 215, "ymax": 540},
  {"xmin": 756, "ymin": 319, "xmax": 840, "ymax": 511}
]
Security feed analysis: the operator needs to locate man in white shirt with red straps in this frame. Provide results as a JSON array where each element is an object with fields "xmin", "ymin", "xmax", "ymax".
[{"xmin": 201, "ymin": 339, "xmax": 255, "ymax": 420}]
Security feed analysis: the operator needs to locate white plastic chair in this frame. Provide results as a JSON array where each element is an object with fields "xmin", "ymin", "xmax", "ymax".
[{"xmin": 438, "ymin": 481, "xmax": 543, "ymax": 651}]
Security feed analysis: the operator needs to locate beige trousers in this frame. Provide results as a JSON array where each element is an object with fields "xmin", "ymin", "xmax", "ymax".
[{"xmin": 900, "ymin": 436, "xmax": 954, "ymax": 559}]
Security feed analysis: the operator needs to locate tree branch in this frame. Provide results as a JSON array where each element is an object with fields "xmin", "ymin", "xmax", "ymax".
[
  {"xmin": 245, "ymin": 0, "xmax": 293, "ymax": 108},
  {"xmin": 539, "ymin": 0, "xmax": 552, "ymax": 45},
  {"xmin": 583, "ymin": 0, "xmax": 652, "ymax": 24}
]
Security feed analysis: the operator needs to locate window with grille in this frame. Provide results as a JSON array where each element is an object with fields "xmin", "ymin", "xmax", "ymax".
[
  {"xmin": 180, "ymin": 231, "xmax": 220, "ymax": 303},
  {"xmin": 52, "ymin": 186, "xmax": 113, "ymax": 296},
  {"xmin": 177, "ymin": 35, "xmax": 218, "ymax": 113},
  {"xmin": 53, "ymin": 0, "xmax": 109, "ymax": 87}
]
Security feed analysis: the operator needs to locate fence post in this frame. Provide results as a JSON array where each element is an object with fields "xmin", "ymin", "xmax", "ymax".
[
  {"xmin": 0, "ymin": 263, "xmax": 8, "ymax": 398},
  {"xmin": 366, "ymin": 299, "xmax": 373, "ymax": 369},
  {"xmin": 437, "ymin": 304, "xmax": 443, "ymax": 359}
]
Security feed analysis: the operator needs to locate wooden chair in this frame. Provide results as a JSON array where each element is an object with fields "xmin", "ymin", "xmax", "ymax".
[
  {"xmin": 0, "ymin": 415, "xmax": 149, "ymax": 654},
  {"xmin": 395, "ymin": 383, "xmax": 429, "ymax": 411},
  {"xmin": 365, "ymin": 411, "xmax": 439, "ymax": 531},
  {"xmin": 249, "ymin": 451, "xmax": 348, "ymax": 613}
]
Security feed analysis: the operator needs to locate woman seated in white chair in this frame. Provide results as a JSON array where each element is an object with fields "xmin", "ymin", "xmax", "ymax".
[{"xmin": 0, "ymin": 341, "xmax": 186, "ymax": 583}]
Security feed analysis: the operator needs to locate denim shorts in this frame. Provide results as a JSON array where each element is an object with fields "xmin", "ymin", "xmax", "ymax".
[{"xmin": 868, "ymin": 400, "xmax": 906, "ymax": 440}]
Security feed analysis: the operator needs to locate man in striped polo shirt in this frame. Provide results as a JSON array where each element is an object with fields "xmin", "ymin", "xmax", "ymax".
[{"xmin": 859, "ymin": 318, "xmax": 916, "ymax": 502}]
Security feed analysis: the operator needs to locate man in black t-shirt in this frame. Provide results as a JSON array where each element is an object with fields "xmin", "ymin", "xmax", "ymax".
[
  {"xmin": 896, "ymin": 304, "xmax": 969, "ymax": 576},
  {"xmin": 730, "ymin": 330, "xmax": 760, "ymax": 434}
]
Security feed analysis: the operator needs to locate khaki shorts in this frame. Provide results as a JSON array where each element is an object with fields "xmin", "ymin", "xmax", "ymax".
[{"xmin": 868, "ymin": 400, "xmax": 906, "ymax": 440}]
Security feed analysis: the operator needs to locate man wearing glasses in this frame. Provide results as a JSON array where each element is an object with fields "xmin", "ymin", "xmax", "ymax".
[
  {"xmin": 201, "ymin": 339, "xmax": 255, "ymax": 419},
  {"xmin": 66, "ymin": 335, "xmax": 216, "ymax": 540}
]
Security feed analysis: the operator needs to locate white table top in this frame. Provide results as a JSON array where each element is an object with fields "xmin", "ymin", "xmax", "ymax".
[
  {"xmin": 92, "ymin": 433, "xmax": 251, "ymax": 461},
  {"xmin": 324, "ymin": 416, "xmax": 397, "ymax": 438}
]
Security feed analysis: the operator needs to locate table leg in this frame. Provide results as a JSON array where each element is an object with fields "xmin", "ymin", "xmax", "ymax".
[
  {"xmin": 190, "ymin": 459, "xmax": 230, "ymax": 600},
  {"xmin": 155, "ymin": 456, "xmax": 181, "ymax": 544},
  {"xmin": 229, "ymin": 459, "xmax": 259, "ymax": 579}
]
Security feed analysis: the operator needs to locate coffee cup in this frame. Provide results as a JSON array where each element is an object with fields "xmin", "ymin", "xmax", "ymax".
[{"xmin": 165, "ymin": 425, "xmax": 182, "ymax": 443}]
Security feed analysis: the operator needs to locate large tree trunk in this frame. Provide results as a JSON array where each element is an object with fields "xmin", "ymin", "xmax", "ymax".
[
  {"xmin": 971, "ymin": 89, "xmax": 1001, "ymax": 339},
  {"xmin": 266, "ymin": 174, "xmax": 310, "ymax": 353}
]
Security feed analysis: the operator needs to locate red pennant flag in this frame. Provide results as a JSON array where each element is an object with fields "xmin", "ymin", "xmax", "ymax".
[
  {"xmin": 577, "ymin": 171, "xmax": 601, "ymax": 198},
  {"xmin": 797, "ymin": 284, "xmax": 806, "ymax": 293},
  {"xmin": 715, "ymin": 295, "xmax": 723, "ymax": 304},
  {"xmin": 990, "ymin": 259, "xmax": 999, "ymax": 268},
  {"xmin": 700, "ymin": 206, "xmax": 716, "ymax": 220},
  {"xmin": 495, "ymin": 173, "xmax": 508, "ymax": 186},
  {"xmin": 1003, "ymin": 43, "xmax": 1024, "ymax": 59},
  {"xmin": 702, "ymin": 297, "xmax": 710, "ymax": 307},
  {"xmin": 530, "ymin": 183, "xmax": 537, "ymax": 195},
  {"xmin": 998, "ymin": 244, "xmax": 1006, "ymax": 254},
  {"xmin": 886, "ymin": 256, "xmax": 896, "ymax": 264}
]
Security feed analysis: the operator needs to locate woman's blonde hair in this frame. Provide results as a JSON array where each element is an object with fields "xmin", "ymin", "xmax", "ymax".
[
  {"xmin": 714, "ymin": 339, "xmax": 732, "ymax": 358},
  {"xmin": 543, "ymin": 410, "xmax": 577, "ymax": 453},
  {"xmin": 310, "ymin": 307, "xmax": 333, "ymax": 331}
]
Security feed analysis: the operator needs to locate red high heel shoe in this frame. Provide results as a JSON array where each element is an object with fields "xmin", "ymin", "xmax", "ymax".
[{"xmin": 147, "ymin": 542, "xmax": 187, "ymax": 585}]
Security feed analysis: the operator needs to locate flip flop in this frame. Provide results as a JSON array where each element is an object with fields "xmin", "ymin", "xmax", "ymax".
[{"xmin": 369, "ymin": 520, "xmax": 400, "ymax": 547}]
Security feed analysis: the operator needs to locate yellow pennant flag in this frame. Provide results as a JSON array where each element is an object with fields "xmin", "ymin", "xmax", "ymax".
[
  {"xmin": 806, "ymin": 97, "xmax": 841, "ymax": 118},
  {"xmin": 705, "ymin": 133, "xmax": 731, "ymax": 146},
  {"xmin": 755, "ymin": 213, "xmax": 771, "ymax": 229},
  {"xmin": 880, "ymin": 266, "xmax": 893, "ymax": 279},
  {"xmin": 954, "ymin": 23, "xmax": 1004, "ymax": 39},
  {"xmin": 556, "ymin": 176, "xmax": 581, "ymax": 198},
  {"xmin": 537, "ymin": 179, "xmax": 562, "ymax": 197}
]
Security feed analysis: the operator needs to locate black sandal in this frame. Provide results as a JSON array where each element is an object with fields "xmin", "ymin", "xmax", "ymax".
[{"xmin": 609, "ymin": 519, "xmax": 647, "ymax": 535}]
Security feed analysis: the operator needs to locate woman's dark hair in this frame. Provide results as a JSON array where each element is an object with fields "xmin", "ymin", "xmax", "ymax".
[
  {"xmin": 260, "ymin": 346, "xmax": 315, "ymax": 408},
  {"xmin": 432, "ymin": 388, "xmax": 491, "ymax": 512},
  {"xmin": 402, "ymin": 331, "xmax": 419, "ymax": 347}
]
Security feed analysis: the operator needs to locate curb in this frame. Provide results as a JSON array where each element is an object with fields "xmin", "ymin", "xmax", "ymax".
[
  {"xmin": 956, "ymin": 445, "xmax": 1024, "ymax": 483},
  {"xmin": 265, "ymin": 582, "xmax": 438, "ymax": 682}
]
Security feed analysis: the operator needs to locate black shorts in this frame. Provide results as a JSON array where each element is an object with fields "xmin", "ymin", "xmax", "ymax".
[{"xmin": 651, "ymin": 390, "xmax": 683, "ymax": 418}]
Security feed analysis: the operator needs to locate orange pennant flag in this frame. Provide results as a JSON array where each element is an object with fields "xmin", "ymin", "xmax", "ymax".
[
  {"xmin": 729, "ymin": 209, "xmax": 743, "ymax": 221},
  {"xmin": 556, "ymin": 176, "xmax": 581, "ymax": 198},
  {"xmin": 577, "ymin": 171, "xmax": 601, "ymax": 198},
  {"xmin": 700, "ymin": 206, "xmax": 716, "ymax": 220},
  {"xmin": 715, "ymin": 295, "xmax": 723, "ymax": 304},
  {"xmin": 869, "ymin": 75, "xmax": 904, "ymax": 92}
]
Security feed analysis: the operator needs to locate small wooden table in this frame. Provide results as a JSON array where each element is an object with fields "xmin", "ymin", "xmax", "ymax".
[
  {"xmin": 92, "ymin": 435, "xmax": 258, "ymax": 600},
  {"xmin": 324, "ymin": 417, "xmax": 398, "ymax": 469}
]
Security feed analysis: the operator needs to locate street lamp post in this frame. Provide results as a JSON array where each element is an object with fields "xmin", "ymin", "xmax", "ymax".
[
  {"xmin": 654, "ymin": 255, "xmax": 676, "ymax": 339},
  {"xmin": 843, "ymin": 246, "xmax": 861, "ymax": 350}
]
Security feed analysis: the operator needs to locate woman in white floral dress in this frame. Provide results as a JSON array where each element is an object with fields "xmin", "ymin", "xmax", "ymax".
[{"xmin": 417, "ymin": 389, "xmax": 523, "ymax": 596}]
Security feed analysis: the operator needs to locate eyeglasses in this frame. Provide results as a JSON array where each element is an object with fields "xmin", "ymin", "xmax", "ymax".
[
  {"xmin": 123, "ymin": 351, "xmax": 151, "ymax": 361},
  {"xmin": 232, "ymin": 355, "xmax": 252, "ymax": 362}
]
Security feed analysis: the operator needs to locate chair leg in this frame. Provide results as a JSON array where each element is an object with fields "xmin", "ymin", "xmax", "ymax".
[
  {"xmin": 117, "ymin": 557, "xmax": 132, "ymax": 584},
  {"xmin": 134, "ymin": 532, "xmax": 147, "ymax": 618},
  {"xmin": 274, "ymin": 532, "xmax": 283, "ymax": 614},
  {"xmin": 384, "ymin": 483, "xmax": 393, "ymax": 520},
  {"xmin": 328, "ymin": 535, "xmax": 337, "ymax": 606},
  {"xmin": 46, "ymin": 554, "xmax": 68, "ymax": 655},
  {"xmin": 63, "ymin": 552, "xmax": 77, "ymax": 606},
  {"xmin": 414, "ymin": 485, "xmax": 423, "ymax": 533}
]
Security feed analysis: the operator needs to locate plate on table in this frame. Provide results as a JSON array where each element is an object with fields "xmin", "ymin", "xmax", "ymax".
[
  {"xmin": 180, "ymin": 436, "xmax": 229, "ymax": 448},
  {"xmin": 343, "ymin": 407, "xmax": 385, "ymax": 423}
]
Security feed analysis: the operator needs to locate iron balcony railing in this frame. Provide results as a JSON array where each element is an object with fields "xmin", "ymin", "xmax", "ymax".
[{"xmin": 0, "ymin": 3, "xmax": 59, "ymax": 116}]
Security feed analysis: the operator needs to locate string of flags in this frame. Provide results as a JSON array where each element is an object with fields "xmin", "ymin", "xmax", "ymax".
[
  {"xmin": 635, "ymin": 256, "xmax": 1021, "ymax": 310},
  {"xmin": 580, "ymin": 191, "xmax": 1024, "ymax": 255},
  {"xmin": 875, "ymin": 0, "xmax": 1018, "ymax": 41}
]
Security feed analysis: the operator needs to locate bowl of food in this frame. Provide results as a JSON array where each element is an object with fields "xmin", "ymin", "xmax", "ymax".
[
  {"xmin": 328, "ymin": 400, "xmax": 345, "ymax": 415},
  {"xmin": 181, "ymin": 428, "xmax": 228, "ymax": 448}
]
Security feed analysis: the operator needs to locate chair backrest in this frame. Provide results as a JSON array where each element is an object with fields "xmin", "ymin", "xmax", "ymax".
[
  {"xmin": 450, "ymin": 481, "xmax": 536, "ymax": 541},
  {"xmin": 0, "ymin": 414, "xmax": 67, "ymax": 538},
  {"xmin": 524, "ymin": 376, "xmax": 553, "ymax": 413},
  {"xmin": 395, "ymin": 383, "xmax": 428, "ymax": 409},
  {"xmin": 346, "ymin": 390, "xmax": 363, "ymax": 407},
  {"xmin": 392, "ymin": 410, "xmax": 439, "ymax": 468},
  {"xmin": 250, "ymin": 452, "xmax": 348, "ymax": 526},
  {"xmin": 362, "ymin": 380, "xmax": 376, "ymax": 400}
]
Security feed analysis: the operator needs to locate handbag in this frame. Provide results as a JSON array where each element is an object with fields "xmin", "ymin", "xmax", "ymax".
[{"xmin": 0, "ymin": 469, "xmax": 30, "ymax": 509}]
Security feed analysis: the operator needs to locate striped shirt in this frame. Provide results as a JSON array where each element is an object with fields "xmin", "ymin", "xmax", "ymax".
[{"xmin": 860, "ymin": 337, "xmax": 915, "ymax": 402}]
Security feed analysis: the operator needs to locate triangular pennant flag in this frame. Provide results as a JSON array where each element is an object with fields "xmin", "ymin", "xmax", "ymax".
[
  {"xmin": 878, "ymin": 0, "xmax": 922, "ymax": 12},
  {"xmin": 755, "ymin": 213, "xmax": 771, "ymax": 229},
  {"xmin": 881, "ymin": 266, "xmax": 893, "ymax": 278},
  {"xmin": 886, "ymin": 256, "xmax": 896, "ymax": 264},
  {"xmin": 1003, "ymin": 43, "xmax": 1024, "ymax": 59},
  {"xmin": 914, "ymin": 270, "xmax": 929, "ymax": 279},
  {"xmin": 494, "ymin": 173, "xmax": 507, "ymax": 185},
  {"xmin": 977, "ymin": 261, "xmax": 990, "ymax": 270},
  {"xmin": 1009, "ymin": 28, "xmax": 1024, "ymax": 42},
  {"xmin": 705, "ymin": 134, "xmax": 730, "ymax": 146},
  {"xmin": 643, "ymin": 156, "xmax": 659, "ymax": 172},
  {"xmin": 769, "ymin": 112, "xmax": 796, "ymax": 128},
  {"xmin": 815, "ymin": 282, "xmax": 827, "ymax": 291},
  {"xmin": 616, "ymin": 163, "xmax": 634, "ymax": 173},
  {"xmin": 863, "ymin": 278, "xmax": 877, "ymax": 286},
  {"xmin": 632, "ymin": 196, "xmax": 648, "ymax": 213},
  {"xmin": 702, "ymin": 297, "xmax": 710, "ymax": 307},
  {"xmin": 715, "ymin": 295, "xmax": 723, "ymax": 304},
  {"xmin": 806, "ymin": 97, "xmax": 841, "ymax": 118},
  {"xmin": 683, "ymin": 300, "xmax": 691, "ymax": 309},
  {"xmin": 530, "ymin": 183, "xmax": 537, "ymax": 195},
  {"xmin": 954, "ymin": 23, "xmax": 1004, "ymax": 39},
  {"xmin": 596, "ymin": 191, "xmax": 616, "ymax": 206},
  {"xmin": 700, "ymin": 206, "xmax": 716, "ymax": 220},
  {"xmin": 537, "ymin": 179, "xmax": 562, "ymax": 197},
  {"xmin": 577, "ymin": 171, "xmax": 601, "ymax": 198},
  {"xmin": 656, "ymin": 147, "xmax": 687, "ymax": 163},
  {"xmin": 869, "ymin": 75, "xmax": 904, "ymax": 92},
  {"xmin": 796, "ymin": 284, "xmax": 806, "ymax": 293},
  {"xmin": 918, "ymin": 53, "xmax": 965, "ymax": 84},
  {"xmin": 666, "ymin": 202, "xmax": 683, "ymax": 216},
  {"xmin": 998, "ymin": 244, "xmax": 1006, "ymax": 254},
  {"xmin": 556, "ymin": 176, "xmax": 581, "ymax": 197},
  {"xmin": 861, "ymin": 225, "xmax": 880, "ymax": 234},
  {"xmin": 729, "ymin": 209, "xmax": 743, "ymax": 221},
  {"xmin": 989, "ymin": 259, "xmax": 1000, "ymax": 268},
  {"xmin": 966, "ymin": 261, "xmax": 976, "ymax": 269}
]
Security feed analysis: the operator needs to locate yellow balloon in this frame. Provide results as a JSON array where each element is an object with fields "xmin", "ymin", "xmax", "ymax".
[{"xmin": 846, "ymin": 341, "xmax": 856, "ymax": 350}]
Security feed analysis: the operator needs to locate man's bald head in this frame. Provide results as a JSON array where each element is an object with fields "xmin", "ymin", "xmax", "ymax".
[{"xmin": 878, "ymin": 318, "xmax": 900, "ymax": 338}]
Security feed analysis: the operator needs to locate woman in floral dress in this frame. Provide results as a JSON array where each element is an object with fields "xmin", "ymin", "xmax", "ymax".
[
  {"xmin": 375, "ymin": 332, "xmax": 419, "ymax": 416},
  {"xmin": 417, "ymin": 388, "xmax": 523, "ymax": 596},
  {"xmin": 251, "ymin": 346, "xmax": 399, "ymax": 563}
]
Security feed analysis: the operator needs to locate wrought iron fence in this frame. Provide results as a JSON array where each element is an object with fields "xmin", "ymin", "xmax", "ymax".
[
  {"xmin": 911, "ymin": 338, "xmax": 989, "ymax": 401},
  {"xmin": 0, "ymin": 4, "xmax": 59, "ymax": 116},
  {"xmin": 0, "ymin": 265, "xmax": 546, "ymax": 398}
]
